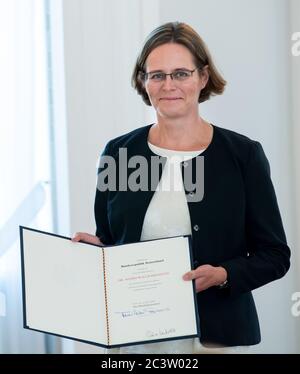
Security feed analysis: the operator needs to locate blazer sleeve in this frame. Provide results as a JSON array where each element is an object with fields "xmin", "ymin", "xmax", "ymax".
[
  {"xmin": 94, "ymin": 141, "xmax": 114, "ymax": 245},
  {"xmin": 220, "ymin": 141, "xmax": 291, "ymax": 296}
]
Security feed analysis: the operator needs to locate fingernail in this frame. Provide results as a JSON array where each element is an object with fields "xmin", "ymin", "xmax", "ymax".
[{"xmin": 183, "ymin": 274, "xmax": 190, "ymax": 281}]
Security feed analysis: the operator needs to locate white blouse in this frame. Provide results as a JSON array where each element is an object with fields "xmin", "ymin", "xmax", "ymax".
[{"xmin": 140, "ymin": 142, "xmax": 205, "ymax": 241}]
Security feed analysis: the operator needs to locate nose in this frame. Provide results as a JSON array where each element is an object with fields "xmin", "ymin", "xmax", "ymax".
[{"xmin": 162, "ymin": 75, "xmax": 176, "ymax": 90}]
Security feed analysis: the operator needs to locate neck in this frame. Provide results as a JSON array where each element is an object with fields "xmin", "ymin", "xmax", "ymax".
[{"xmin": 150, "ymin": 113, "xmax": 211, "ymax": 151}]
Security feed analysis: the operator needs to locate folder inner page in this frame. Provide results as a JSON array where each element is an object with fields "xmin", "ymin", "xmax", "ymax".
[
  {"xmin": 105, "ymin": 236, "xmax": 197, "ymax": 346},
  {"xmin": 22, "ymin": 229, "xmax": 107, "ymax": 346}
]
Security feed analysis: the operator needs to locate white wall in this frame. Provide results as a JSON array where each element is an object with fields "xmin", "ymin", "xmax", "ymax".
[
  {"xmin": 61, "ymin": 0, "xmax": 300, "ymax": 353},
  {"xmin": 289, "ymin": 0, "xmax": 300, "ymax": 353}
]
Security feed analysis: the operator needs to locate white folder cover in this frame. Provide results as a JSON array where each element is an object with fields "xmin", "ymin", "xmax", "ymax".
[{"xmin": 19, "ymin": 226, "xmax": 200, "ymax": 348}]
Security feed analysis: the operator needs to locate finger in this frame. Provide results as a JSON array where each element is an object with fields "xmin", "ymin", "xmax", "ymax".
[
  {"xmin": 195, "ymin": 277, "xmax": 216, "ymax": 293},
  {"xmin": 71, "ymin": 233, "xmax": 83, "ymax": 242},
  {"xmin": 183, "ymin": 266, "xmax": 205, "ymax": 280},
  {"xmin": 182, "ymin": 271, "xmax": 196, "ymax": 281},
  {"xmin": 195, "ymin": 278, "xmax": 206, "ymax": 292}
]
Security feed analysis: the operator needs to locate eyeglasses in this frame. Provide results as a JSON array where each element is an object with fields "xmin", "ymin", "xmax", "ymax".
[{"xmin": 141, "ymin": 67, "xmax": 201, "ymax": 83}]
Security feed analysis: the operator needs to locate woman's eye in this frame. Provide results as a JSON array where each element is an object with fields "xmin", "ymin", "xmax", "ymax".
[
  {"xmin": 174, "ymin": 71, "xmax": 189, "ymax": 78},
  {"xmin": 151, "ymin": 73, "xmax": 164, "ymax": 80}
]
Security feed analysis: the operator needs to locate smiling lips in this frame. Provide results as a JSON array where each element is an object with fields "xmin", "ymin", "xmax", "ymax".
[{"xmin": 160, "ymin": 97, "xmax": 182, "ymax": 100}]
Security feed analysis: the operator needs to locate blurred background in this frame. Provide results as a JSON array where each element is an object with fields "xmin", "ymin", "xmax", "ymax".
[{"xmin": 0, "ymin": 0, "xmax": 299, "ymax": 354}]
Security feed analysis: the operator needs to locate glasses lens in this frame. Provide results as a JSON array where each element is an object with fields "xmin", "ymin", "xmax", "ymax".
[
  {"xmin": 173, "ymin": 70, "xmax": 192, "ymax": 80},
  {"xmin": 148, "ymin": 72, "xmax": 165, "ymax": 81}
]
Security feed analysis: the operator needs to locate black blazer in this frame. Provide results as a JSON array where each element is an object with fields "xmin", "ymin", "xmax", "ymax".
[{"xmin": 94, "ymin": 123, "xmax": 290, "ymax": 346}]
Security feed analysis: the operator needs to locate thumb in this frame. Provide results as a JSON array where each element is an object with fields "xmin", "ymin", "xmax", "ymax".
[
  {"xmin": 182, "ymin": 271, "xmax": 195, "ymax": 281},
  {"xmin": 71, "ymin": 233, "xmax": 81, "ymax": 242}
]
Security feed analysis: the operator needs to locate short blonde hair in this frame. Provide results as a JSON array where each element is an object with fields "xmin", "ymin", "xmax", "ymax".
[{"xmin": 132, "ymin": 21, "xmax": 226, "ymax": 106}]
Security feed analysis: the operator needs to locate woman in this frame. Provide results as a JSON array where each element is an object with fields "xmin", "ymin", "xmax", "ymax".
[{"xmin": 72, "ymin": 22, "xmax": 290, "ymax": 353}]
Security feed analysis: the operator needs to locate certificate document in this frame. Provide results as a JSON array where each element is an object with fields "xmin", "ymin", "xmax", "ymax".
[{"xmin": 20, "ymin": 226, "xmax": 200, "ymax": 348}]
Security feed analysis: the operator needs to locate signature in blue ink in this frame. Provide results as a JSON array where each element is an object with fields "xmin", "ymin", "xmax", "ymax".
[{"xmin": 115, "ymin": 307, "xmax": 170, "ymax": 318}]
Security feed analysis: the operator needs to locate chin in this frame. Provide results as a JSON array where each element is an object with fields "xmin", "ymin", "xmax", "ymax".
[
  {"xmin": 161, "ymin": 111, "xmax": 185, "ymax": 119},
  {"xmin": 158, "ymin": 106, "xmax": 182, "ymax": 115}
]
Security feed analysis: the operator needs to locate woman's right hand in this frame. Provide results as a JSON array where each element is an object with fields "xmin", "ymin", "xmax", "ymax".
[{"xmin": 71, "ymin": 232, "xmax": 103, "ymax": 246}]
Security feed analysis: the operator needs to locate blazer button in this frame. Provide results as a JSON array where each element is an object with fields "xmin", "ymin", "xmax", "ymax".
[
  {"xmin": 193, "ymin": 260, "xmax": 200, "ymax": 268},
  {"xmin": 188, "ymin": 191, "xmax": 194, "ymax": 197},
  {"xmin": 193, "ymin": 224, "xmax": 199, "ymax": 232}
]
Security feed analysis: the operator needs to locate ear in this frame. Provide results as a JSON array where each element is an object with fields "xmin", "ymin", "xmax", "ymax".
[{"xmin": 200, "ymin": 65, "xmax": 209, "ymax": 88}]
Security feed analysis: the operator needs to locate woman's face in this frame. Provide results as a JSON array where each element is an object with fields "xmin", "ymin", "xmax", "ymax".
[{"xmin": 144, "ymin": 43, "xmax": 207, "ymax": 119}]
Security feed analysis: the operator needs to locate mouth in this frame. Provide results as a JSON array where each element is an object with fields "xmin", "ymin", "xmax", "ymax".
[{"xmin": 160, "ymin": 98, "xmax": 183, "ymax": 101}]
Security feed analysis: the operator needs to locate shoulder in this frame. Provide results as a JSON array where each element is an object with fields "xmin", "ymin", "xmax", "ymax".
[
  {"xmin": 215, "ymin": 124, "xmax": 258, "ymax": 148},
  {"xmin": 102, "ymin": 124, "xmax": 151, "ymax": 156},
  {"xmin": 214, "ymin": 125, "xmax": 270, "ymax": 176},
  {"xmin": 214, "ymin": 125, "xmax": 264, "ymax": 165}
]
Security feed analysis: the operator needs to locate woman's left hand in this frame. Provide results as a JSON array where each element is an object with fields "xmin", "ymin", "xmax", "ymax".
[{"xmin": 183, "ymin": 265, "xmax": 227, "ymax": 292}]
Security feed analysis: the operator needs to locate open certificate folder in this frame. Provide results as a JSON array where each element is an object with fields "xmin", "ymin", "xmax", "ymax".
[{"xmin": 19, "ymin": 226, "xmax": 200, "ymax": 348}]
